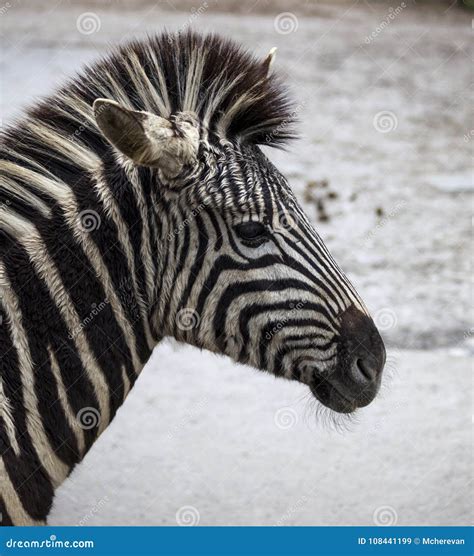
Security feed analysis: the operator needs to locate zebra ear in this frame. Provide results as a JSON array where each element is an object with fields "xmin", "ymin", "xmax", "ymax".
[
  {"xmin": 93, "ymin": 98, "xmax": 200, "ymax": 181},
  {"xmin": 262, "ymin": 47, "xmax": 277, "ymax": 77}
]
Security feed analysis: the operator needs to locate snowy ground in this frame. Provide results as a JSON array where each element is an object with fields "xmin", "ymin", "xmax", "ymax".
[
  {"xmin": 1, "ymin": 0, "xmax": 472, "ymax": 526},
  {"xmin": 49, "ymin": 343, "xmax": 471, "ymax": 527}
]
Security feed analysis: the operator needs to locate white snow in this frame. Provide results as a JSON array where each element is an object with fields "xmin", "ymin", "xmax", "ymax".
[{"xmin": 48, "ymin": 342, "xmax": 471, "ymax": 526}]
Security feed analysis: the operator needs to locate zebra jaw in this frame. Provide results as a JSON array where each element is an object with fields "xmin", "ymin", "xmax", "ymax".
[{"xmin": 93, "ymin": 98, "xmax": 200, "ymax": 183}]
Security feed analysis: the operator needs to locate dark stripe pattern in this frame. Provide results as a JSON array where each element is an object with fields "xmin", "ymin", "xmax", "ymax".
[{"xmin": 0, "ymin": 31, "xmax": 368, "ymax": 525}]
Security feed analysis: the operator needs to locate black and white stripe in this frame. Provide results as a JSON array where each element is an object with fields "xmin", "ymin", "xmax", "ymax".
[{"xmin": 0, "ymin": 31, "xmax": 385, "ymax": 525}]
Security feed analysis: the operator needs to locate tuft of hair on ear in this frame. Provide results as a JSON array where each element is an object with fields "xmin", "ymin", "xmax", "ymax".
[{"xmin": 261, "ymin": 47, "xmax": 277, "ymax": 78}]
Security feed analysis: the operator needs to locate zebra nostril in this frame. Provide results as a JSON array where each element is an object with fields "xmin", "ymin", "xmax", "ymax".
[
  {"xmin": 337, "ymin": 305, "xmax": 386, "ymax": 387},
  {"xmin": 355, "ymin": 357, "xmax": 377, "ymax": 382}
]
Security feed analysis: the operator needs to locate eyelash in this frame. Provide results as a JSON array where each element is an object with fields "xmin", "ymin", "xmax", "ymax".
[
  {"xmin": 234, "ymin": 222, "xmax": 268, "ymax": 247},
  {"xmin": 240, "ymin": 237, "xmax": 268, "ymax": 248}
]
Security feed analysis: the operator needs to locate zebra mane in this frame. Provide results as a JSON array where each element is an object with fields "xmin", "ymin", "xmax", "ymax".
[{"xmin": 12, "ymin": 32, "xmax": 297, "ymax": 152}]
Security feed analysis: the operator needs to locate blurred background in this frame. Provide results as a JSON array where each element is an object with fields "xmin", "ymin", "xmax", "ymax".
[{"xmin": 1, "ymin": 0, "xmax": 471, "ymax": 526}]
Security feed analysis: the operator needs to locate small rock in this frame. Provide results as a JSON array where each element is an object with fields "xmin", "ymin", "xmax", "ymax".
[{"xmin": 318, "ymin": 212, "xmax": 330, "ymax": 222}]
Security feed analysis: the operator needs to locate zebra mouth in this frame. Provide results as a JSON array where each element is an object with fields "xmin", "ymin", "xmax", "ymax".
[{"xmin": 310, "ymin": 376, "xmax": 359, "ymax": 414}]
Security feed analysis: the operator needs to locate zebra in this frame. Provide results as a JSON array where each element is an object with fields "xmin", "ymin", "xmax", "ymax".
[{"xmin": 0, "ymin": 31, "xmax": 385, "ymax": 526}]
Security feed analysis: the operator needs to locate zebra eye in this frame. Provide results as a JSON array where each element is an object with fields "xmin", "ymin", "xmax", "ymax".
[{"xmin": 234, "ymin": 222, "xmax": 267, "ymax": 244}]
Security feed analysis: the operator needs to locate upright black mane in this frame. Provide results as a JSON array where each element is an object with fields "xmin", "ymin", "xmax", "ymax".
[{"xmin": 6, "ymin": 31, "xmax": 297, "ymax": 154}]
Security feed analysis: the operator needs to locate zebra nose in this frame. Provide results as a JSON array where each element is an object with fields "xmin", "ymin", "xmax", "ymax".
[
  {"xmin": 338, "ymin": 305, "xmax": 386, "ymax": 389},
  {"xmin": 309, "ymin": 306, "xmax": 385, "ymax": 413}
]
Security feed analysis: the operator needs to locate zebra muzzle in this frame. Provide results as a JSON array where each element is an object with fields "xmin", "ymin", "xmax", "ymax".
[{"xmin": 309, "ymin": 306, "xmax": 386, "ymax": 413}]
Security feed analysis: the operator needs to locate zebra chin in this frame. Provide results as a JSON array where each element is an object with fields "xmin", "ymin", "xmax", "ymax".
[{"xmin": 308, "ymin": 376, "xmax": 380, "ymax": 414}]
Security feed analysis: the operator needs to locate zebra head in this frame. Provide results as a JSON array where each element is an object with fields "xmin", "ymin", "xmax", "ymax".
[{"xmin": 93, "ymin": 33, "xmax": 386, "ymax": 414}]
